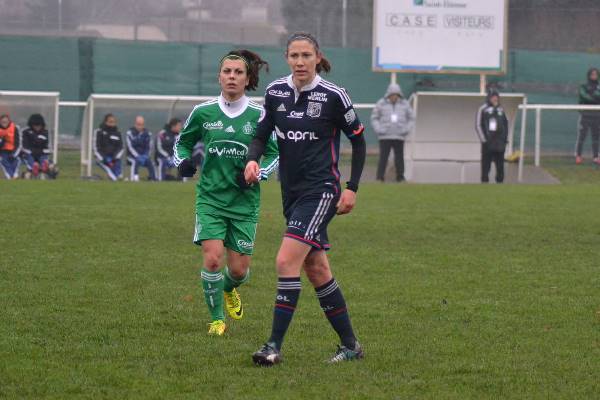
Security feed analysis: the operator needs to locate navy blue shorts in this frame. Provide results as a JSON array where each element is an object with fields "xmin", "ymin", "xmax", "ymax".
[{"xmin": 283, "ymin": 189, "xmax": 340, "ymax": 251}]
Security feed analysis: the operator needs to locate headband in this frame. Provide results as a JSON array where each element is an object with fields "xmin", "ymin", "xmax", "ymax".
[
  {"xmin": 220, "ymin": 54, "xmax": 249, "ymax": 71},
  {"xmin": 287, "ymin": 33, "xmax": 320, "ymax": 50}
]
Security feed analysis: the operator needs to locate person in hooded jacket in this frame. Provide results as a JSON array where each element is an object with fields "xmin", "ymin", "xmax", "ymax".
[
  {"xmin": 575, "ymin": 67, "xmax": 600, "ymax": 165},
  {"xmin": 93, "ymin": 113, "xmax": 123, "ymax": 181},
  {"xmin": 21, "ymin": 113, "xmax": 51, "ymax": 178},
  {"xmin": 0, "ymin": 114, "xmax": 21, "ymax": 179},
  {"xmin": 371, "ymin": 83, "xmax": 414, "ymax": 182},
  {"xmin": 476, "ymin": 89, "xmax": 509, "ymax": 183}
]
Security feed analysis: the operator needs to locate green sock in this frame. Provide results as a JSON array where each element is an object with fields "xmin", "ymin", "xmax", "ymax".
[
  {"xmin": 223, "ymin": 266, "xmax": 250, "ymax": 293},
  {"xmin": 200, "ymin": 268, "xmax": 224, "ymax": 321}
]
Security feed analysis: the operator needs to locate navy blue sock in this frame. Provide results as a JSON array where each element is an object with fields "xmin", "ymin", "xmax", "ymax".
[
  {"xmin": 315, "ymin": 278, "xmax": 357, "ymax": 349},
  {"xmin": 268, "ymin": 277, "xmax": 301, "ymax": 351}
]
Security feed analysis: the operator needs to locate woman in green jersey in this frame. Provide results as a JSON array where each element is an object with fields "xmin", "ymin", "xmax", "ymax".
[{"xmin": 174, "ymin": 50, "xmax": 279, "ymax": 336}]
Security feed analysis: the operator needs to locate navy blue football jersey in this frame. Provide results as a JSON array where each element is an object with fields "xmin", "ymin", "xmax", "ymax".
[{"xmin": 256, "ymin": 74, "xmax": 364, "ymax": 197}]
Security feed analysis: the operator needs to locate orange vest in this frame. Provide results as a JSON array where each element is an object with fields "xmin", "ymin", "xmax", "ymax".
[{"xmin": 0, "ymin": 122, "xmax": 17, "ymax": 152}]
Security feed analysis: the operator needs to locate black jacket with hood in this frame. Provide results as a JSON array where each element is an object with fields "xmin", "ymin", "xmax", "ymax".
[
  {"xmin": 578, "ymin": 67, "xmax": 600, "ymax": 119},
  {"xmin": 475, "ymin": 90, "xmax": 509, "ymax": 153},
  {"xmin": 94, "ymin": 123, "xmax": 123, "ymax": 160},
  {"xmin": 21, "ymin": 114, "xmax": 50, "ymax": 159}
]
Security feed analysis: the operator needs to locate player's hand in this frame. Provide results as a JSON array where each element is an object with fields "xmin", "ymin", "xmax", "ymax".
[
  {"xmin": 178, "ymin": 158, "xmax": 197, "ymax": 177},
  {"xmin": 236, "ymin": 169, "xmax": 252, "ymax": 190},
  {"xmin": 244, "ymin": 161, "xmax": 260, "ymax": 184},
  {"xmin": 336, "ymin": 189, "xmax": 356, "ymax": 215}
]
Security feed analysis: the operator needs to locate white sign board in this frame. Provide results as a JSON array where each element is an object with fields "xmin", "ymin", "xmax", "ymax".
[{"xmin": 373, "ymin": 0, "xmax": 507, "ymax": 74}]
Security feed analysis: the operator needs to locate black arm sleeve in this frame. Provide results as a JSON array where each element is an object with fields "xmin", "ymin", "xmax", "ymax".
[
  {"xmin": 346, "ymin": 134, "xmax": 366, "ymax": 192},
  {"xmin": 247, "ymin": 134, "xmax": 268, "ymax": 163},
  {"xmin": 247, "ymin": 101, "xmax": 273, "ymax": 162}
]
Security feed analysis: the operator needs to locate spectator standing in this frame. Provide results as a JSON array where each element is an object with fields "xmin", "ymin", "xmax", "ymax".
[
  {"xmin": 371, "ymin": 83, "xmax": 414, "ymax": 182},
  {"xmin": 93, "ymin": 113, "xmax": 123, "ymax": 181},
  {"xmin": 575, "ymin": 67, "xmax": 600, "ymax": 165},
  {"xmin": 0, "ymin": 114, "xmax": 21, "ymax": 180},
  {"xmin": 476, "ymin": 89, "xmax": 509, "ymax": 184},
  {"xmin": 126, "ymin": 116, "xmax": 156, "ymax": 181}
]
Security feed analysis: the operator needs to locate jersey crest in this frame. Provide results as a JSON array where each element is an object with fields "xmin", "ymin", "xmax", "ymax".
[
  {"xmin": 242, "ymin": 121, "xmax": 254, "ymax": 135},
  {"xmin": 307, "ymin": 102, "xmax": 322, "ymax": 118}
]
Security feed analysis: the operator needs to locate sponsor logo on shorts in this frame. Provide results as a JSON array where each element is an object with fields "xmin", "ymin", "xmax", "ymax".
[
  {"xmin": 203, "ymin": 121, "xmax": 224, "ymax": 130},
  {"xmin": 237, "ymin": 239, "xmax": 254, "ymax": 250},
  {"xmin": 287, "ymin": 220, "xmax": 306, "ymax": 231}
]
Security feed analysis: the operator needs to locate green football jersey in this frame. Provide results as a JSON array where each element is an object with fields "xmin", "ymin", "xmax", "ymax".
[{"xmin": 175, "ymin": 95, "xmax": 279, "ymax": 222}]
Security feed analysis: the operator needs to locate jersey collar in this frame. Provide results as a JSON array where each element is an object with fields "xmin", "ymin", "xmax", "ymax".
[
  {"xmin": 218, "ymin": 94, "xmax": 249, "ymax": 119},
  {"xmin": 286, "ymin": 74, "xmax": 321, "ymax": 102}
]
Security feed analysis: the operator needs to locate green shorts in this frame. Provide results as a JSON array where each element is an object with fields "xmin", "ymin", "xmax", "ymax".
[{"xmin": 193, "ymin": 213, "xmax": 257, "ymax": 255}]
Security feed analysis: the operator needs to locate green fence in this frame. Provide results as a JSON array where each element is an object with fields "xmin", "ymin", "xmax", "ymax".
[{"xmin": 2, "ymin": 35, "xmax": 600, "ymax": 152}]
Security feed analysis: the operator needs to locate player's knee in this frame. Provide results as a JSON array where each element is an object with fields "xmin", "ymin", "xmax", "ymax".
[
  {"xmin": 203, "ymin": 253, "xmax": 221, "ymax": 271},
  {"xmin": 304, "ymin": 260, "xmax": 328, "ymax": 281},
  {"xmin": 276, "ymin": 252, "xmax": 299, "ymax": 274},
  {"xmin": 228, "ymin": 262, "xmax": 249, "ymax": 279}
]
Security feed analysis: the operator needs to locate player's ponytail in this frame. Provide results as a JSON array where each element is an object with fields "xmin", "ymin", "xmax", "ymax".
[
  {"xmin": 220, "ymin": 49, "xmax": 269, "ymax": 91},
  {"xmin": 317, "ymin": 57, "xmax": 331, "ymax": 74},
  {"xmin": 286, "ymin": 31, "xmax": 332, "ymax": 74}
]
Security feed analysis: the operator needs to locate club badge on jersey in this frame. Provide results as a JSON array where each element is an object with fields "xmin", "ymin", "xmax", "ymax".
[{"xmin": 307, "ymin": 102, "xmax": 322, "ymax": 118}]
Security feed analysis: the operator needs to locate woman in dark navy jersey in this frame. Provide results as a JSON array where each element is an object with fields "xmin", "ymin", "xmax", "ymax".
[{"xmin": 245, "ymin": 32, "xmax": 367, "ymax": 366}]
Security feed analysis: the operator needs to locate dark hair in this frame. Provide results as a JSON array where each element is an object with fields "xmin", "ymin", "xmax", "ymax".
[
  {"xmin": 220, "ymin": 49, "xmax": 269, "ymax": 91},
  {"xmin": 486, "ymin": 88, "xmax": 500, "ymax": 103},
  {"xmin": 587, "ymin": 67, "xmax": 599, "ymax": 81},
  {"xmin": 286, "ymin": 31, "xmax": 331, "ymax": 74},
  {"xmin": 28, "ymin": 113, "xmax": 46, "ymax": 128},
  {"xmin": 100, "ymin": 113, "xmax": 116, "ymax": 129},
  {"xmin": 166, "ymin": 117, "xmax": 181, "ymax": 130}
]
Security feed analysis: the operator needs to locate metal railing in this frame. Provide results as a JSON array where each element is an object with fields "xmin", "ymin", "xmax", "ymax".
[{"xmin": 517, "ymin": 103, "xmax": 600, "ymax": 181}]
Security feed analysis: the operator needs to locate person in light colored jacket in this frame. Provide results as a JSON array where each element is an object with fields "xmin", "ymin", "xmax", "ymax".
[{"xmin": 371, "ymin": 83, "xmax": 414, "ymax": 182}]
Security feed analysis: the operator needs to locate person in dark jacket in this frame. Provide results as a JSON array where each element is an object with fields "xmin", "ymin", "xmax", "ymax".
[
  {"xmin": 475, "ymin": 89, "xmax": 509, "ymax": 183},
  {"xmin": 0, "ymin": 114, "xmax": 21, "ymax": 179},
  {"xmin": 94, "ymin": 113, "xmax": 123, "ymax": 181},
  {"xmin": 155, "ymin": 117, "xmax": 181, "ymax": 181},
  {"xmin": 126, "ymin": 115, "xmax": 156, "ymax": 181},
  {"xmin": 575, "ymin": 67, "xmax": 600, "ymax": 165},
  {"xmin": 21, "ymin": 113, "xmax": 51, "ymax": 178}
]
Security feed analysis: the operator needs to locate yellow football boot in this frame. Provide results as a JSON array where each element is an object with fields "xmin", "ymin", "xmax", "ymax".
[
  {"xmin": 207, "ymin": 320, "xmax": 227, "ymax": 336},
  {"xmin": 224, "ymin": 288, "xmax": 243, "ymax": 320}
]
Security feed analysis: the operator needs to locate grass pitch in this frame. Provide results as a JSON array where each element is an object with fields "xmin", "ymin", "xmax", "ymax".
[{"xmin": 1, "ymin": 154, "xmax": 599, "ymax": 399}]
